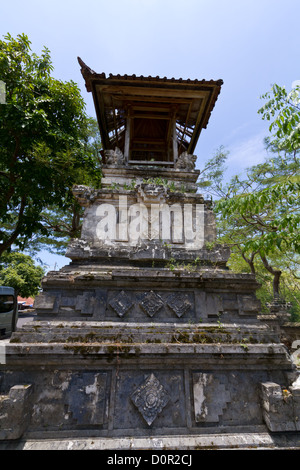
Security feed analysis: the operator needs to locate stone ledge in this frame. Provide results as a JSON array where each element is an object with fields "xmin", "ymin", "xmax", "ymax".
[
  {"xmin": 65, "ymin": 241, "xmax": 231, "ymax": 265},
  {"xmin": 41, "ymin": 265, "xmax": 258, "ymax": 287},
  {"xmin": 10, "ymin": 321, "xmax": 280, "ymax": 345},
  {"xmin": 1, "ymin": 431, "xmax": 300, "ymax": 450},
  {"xmin": 3, "ymin": 341, "xmax": 291, "ymax": 367}
]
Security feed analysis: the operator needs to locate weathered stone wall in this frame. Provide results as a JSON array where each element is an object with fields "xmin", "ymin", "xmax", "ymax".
[
  {"xmin": 0, "ymin": 338, "xmax": 295, "ymax": 440},
  {"xmin": 0, "ymin": 162, "xmax": 299, "ymax": 449}
]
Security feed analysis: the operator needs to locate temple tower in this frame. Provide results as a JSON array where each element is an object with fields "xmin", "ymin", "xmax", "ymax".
[{"xmin": 0, "ymin": 62, "xmax": 299, "ymax": 449}]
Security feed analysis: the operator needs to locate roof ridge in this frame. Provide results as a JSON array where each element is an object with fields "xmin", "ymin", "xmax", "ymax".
[{"xmin": 77, "ymin": 57, "xmax": 223, "ymax": 86}]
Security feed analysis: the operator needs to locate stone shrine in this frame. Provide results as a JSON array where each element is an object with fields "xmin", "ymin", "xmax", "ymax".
[{"xmin": 0, "ymin": 62, "xmax": 299, "ymax": 449}]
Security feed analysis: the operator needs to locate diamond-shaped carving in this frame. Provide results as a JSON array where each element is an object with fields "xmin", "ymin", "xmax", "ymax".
[
  {"xmin": 140, "ymin": 291, "xmax": 164, "ymax": 317},
  {"xmin": 131, "ymin": 373, "xmax": 169, "ymax": 426},
  {"xmin": 109, "ymin": 290, "xmax": 133, "ymax": 317},
  {"xmin": 167, "ymin": 292, "xmax": 192, "ymax": 317}
]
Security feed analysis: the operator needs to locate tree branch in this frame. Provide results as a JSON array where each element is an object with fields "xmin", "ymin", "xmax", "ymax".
[
  {"xmin": 259, "ymin": 251, "xmax": 282, "ymax": 297},
  {"xmin": 0, "ymin": 196, "xmax": 27, "ymax": 256}
]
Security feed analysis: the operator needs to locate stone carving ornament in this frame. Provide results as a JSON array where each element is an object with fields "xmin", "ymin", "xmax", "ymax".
[
  {"xmin": 109, "ymin": 290, "xmax": 133, "ymax": 317},
  {"xmin": 104, "ymin": 147, "xmax": 126, "ymax": 166},
  {"xmin": 136, "ymin": 183, "xmax": 168, "ymax": 204},
  {"xmin": 167, "ymin": 292, "xmax": 192, "ymax": 318},
  {"xmin": 108, "ymin": 290, "xmax": 193, "ymax": 319},
  {"xmin": 131, "ymin": 374, "xmax": 170, "ymax": 426},
  {"xmin": 174, "ymin": 152, "xmax": 197, "ymax": 171},
  {"xmin": 140, "ymin": 291, "xmax": 164, "ymax": 317}
]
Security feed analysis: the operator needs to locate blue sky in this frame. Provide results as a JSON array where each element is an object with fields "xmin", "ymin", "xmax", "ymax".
[{"xmin": 1, "ymin": 0, "xmax": 300, "ymax": 270}]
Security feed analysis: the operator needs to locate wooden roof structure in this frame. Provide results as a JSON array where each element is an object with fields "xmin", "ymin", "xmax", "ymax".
[{"xmin": 78, "ymin": 58, "xmax": 223, "ymax": 166}]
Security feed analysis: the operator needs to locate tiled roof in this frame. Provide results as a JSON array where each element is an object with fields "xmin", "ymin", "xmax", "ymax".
[
  {"xmin": 77, "ymin": 57, "xmax": 223, "ymax": 91},
  {"xmin": 78, "ymin": 57, "xmax": 223, "ymax": 157}
]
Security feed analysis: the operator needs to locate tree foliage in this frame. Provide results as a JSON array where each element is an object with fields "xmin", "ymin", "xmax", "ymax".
[
  {"xmin": 26, "ymin": 116, "xmax": 102, "ymax": 255},
  {"xmin": 0, "ymin": 251, "xmax": 44, "ymax": 297},
  {"xmin": 204, "ymin": 83, "xmax": 300, "ymax": 318},
  {"xmin": 0, "ymin": 33, "xmax": 101, "ymax": 257},
  {"xmin": 211, "ymin": 147, "xmax": 300, "ymax": 314},
  {"xmin": 215, "ymin": 83, "xmax": 300, "ymax": 258},
  {"xmin": 197, "ymin": 145, "xmax": 229, "ymax": 199},
  {"xmin": 258, "ymin": 83, "xmax": 300, "ymax": 153}
]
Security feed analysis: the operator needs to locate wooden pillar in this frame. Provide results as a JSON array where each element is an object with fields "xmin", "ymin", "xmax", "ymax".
[
  {"xmin": 172, "ymin": 118, "xmax": 178, "ymax": 163},
  {"xmin": 124, "ymin": 108, "xmax": 132, "ymax": 163}
]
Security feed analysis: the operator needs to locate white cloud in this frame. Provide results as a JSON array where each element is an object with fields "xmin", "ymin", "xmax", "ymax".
[{"xmin": 226, "ymin": 132, "xmax": 267, "ymax": 177}]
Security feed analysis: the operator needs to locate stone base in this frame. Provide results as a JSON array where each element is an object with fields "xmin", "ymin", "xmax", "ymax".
[
  {"xmin": 1, "ymin": 431, "xmax": 300, "ymax": 450},
  {"xmin": 1, "ymin": 319, "xmax": 299, "ymax": 447}
]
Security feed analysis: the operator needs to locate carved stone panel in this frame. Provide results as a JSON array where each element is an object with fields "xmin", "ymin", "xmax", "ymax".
[
  {"xmin": 106, "ymin": 289, "xmax": 195, "ymax": 321},
  {"xmin": 193, "ymin": 372, "xmax": 231, "ymax": 423},
  {"xmin": 75, "ymin": 292, "xmax": 96, "ymax": 316},
  {"xmin": 167, "ymin": 292, "xmax": 192, "ymax": 318},
  {"xmin": 113, "ymin": 370, "xmax": 185, "ymax": 429},
  {"xmin": 131, "ymin": 373, "xmax": 170, "ymax": 426},
  {"xmin": 109, "ymin": 290, "xmax": 133, "ymax": 317},
  {"xmin": 31, "ymin": 371, "xmax": 108, "ymax": 430},
  {"xmin": 68, "ymin": 372, "xmax": 108, "ymax": 426},
  {"xmin": 34, "ymin": 293, "xmax": 59, "ymax": 314},
  {"xmin": 140, "ymin": 291, "xmax": 164, "ymax": 317},
  {"xmin": 35, "ymin": 289, "xmax": 108, "ymax": 319}
]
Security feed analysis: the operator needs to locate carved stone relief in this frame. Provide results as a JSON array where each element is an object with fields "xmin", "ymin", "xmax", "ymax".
[
  {"xmin": 175, "ymin": 152, "xmax": 197, "ymax": 171},
  {"xmin": 193, "ymin": 372, "xmax": 231, "ymax": 423},
  {"xmin": 104, "ymin": 147, "xmax": 126, "ymax": 166},
  {"xmin": 136, "ymin": 183, "xmax": 168, "ymax": 204},
  {"xmin": 131, "ymin": 373, "xmax": 170, "ymax": 426},
  {"xmin": 167, "ymin": 292, "xmax": 192, "ymax": 318},
  {"xmin": 107, "ymin": 289, "xmax": 194, "ymax": 320},
  {"xmin": 140, "ymin": 291, "xmax": 164, "ymax": 318},
  {"xmin": 30, "ymin": 371, "xmax": 108, "ymax": 430},
  {"xmin": 109, "ymin": 290, "xmax": 133, "ymax": 317}
]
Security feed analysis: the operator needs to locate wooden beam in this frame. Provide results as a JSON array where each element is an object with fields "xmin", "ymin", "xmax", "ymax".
[
  {"xmin": 132, "ymin": 113, "xmax": 170, "ymax": 120},
  {"xmin": 132, "ymin": 138, "xmax": 166, "ymax": 144},
  {"xmin": 132, "ymin": 104, "xmax": 172, "ymax": 112},
  {"xmin": 172, "ymin": 118, "xmax": 178, "ymax": 163},
  {"xmin": 111, "ymin": 97, "xmax": 119, "ymax": 146},
  {"xmin": 179, "ymin": 102, "xmax": 193, "ymax": 148},
  {"xmin": 128, "ymin": 160, "xmax": 174, "ymax": 166},
  {"xmin": 108, "ymin": 93, "xmax": 193, "ymax": 105},
  {"xmin": 124, "ymin": 115, "xmax": 131, "ymax": 163},
  {"xmin": 100, "ymin": 84, "xmax": 209, "ymax": 100}
]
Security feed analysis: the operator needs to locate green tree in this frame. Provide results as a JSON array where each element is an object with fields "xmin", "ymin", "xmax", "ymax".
[
  {"xmin": 197, "ymin": 145, "xmax": 229, "ymax": 200},
  {"xmin": 216, "ymin": 146, "xmax": 300, "ymax": 291},
  {"xmin": 26, "ymin": 116, "xmax": 102, "ymax": 255},
  {"xmin": 216, "ymin": 83, "xmax": 300, "ymax": 260},
  {"xmin": 226, "ymin": 249, "xmax": 300, "ymax": 322},
  {"xmin": 258, "ymin": 83, "xmax": 300, "ymax": 154},
  {"xmin": 0, "ymin": 33, "xmax": 101, "ymax": 257},
  {"xmin": 200, "ymin": 84, "xmax": 300, "ymax": 318},
  {"xmin": 0, "ymin": 251, "xmax": 44, "ymax": 297}
]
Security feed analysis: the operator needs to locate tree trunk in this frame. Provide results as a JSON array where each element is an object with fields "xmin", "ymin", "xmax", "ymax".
[
  {"xmin": 259, "ymin": 253, "xmax": 282, "ymax": 298},
  {"xmin": 0, "ymin": 196, "xmax": 26, "ymax": 258},
  {"xmin": 242, "ymin": 251, "xmax": 257, "ymax": 275}
]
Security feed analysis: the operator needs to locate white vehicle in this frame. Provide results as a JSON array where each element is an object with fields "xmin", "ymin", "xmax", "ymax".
[{"xmin": 0, "ymin": 286, "xmax": 18, "ymax": 337}]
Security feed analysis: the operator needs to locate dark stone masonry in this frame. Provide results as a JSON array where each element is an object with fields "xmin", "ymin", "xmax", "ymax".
[{"xmin": 0, "ymin": 65, "xmax": 299, "ymax": 449}]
